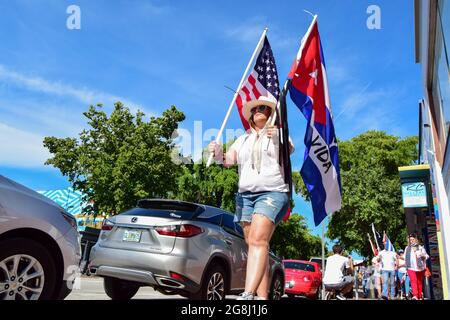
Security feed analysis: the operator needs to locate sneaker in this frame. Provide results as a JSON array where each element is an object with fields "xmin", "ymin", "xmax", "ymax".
[
  {"xmin": 336, "ymin": 294, "xmax": 347, "ymax": 300},
  {"xmin": 237, "ymin": 292, "xmax": 255, "ymax": 300},
  {"xmin": 254, "ymin": 296, "xmax": 267, "ymax": 300}
]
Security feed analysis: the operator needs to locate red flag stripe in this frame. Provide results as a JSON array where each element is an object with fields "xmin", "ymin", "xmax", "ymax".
[
  {"xmin": 235, "ymin": 95, "xmax": 250, "ymax": 130},
  {"xmin": 241, "ymin": 86, "xmax": 252, "ymax": 102},
  {"xmin": 248, "ymin": 74, "xmax": 262, "ymax": 99}
]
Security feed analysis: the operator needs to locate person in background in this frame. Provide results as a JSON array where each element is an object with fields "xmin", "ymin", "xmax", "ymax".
[
  {"xmin": 322, "ymin": 244, "xmax": 354, "ymax": 300},
  {"xmin": 405, "ymin": 233, "xmax": 429, "ymax": 300},
  {"xmin": 361, "ymin": 261, "xmax": 372, "ymax": 298},
  {"xmin": 371, "ymin": 255, "xmax": 382, "ymax": 299},
  {"xmin": 378, "ymin": 243, "xmax": 398, "ymax": 299},
  {"xmin": 396, "ymin": 249, "xmax": 410, "ymax": 299}
]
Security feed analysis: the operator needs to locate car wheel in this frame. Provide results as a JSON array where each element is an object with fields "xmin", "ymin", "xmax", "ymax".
[
  {"xmin": 314, "ymin": 288, "xmax": 322, "ymax": 300},
  {"xmin": 192, "ymin": 264, "xmax": 226, "ymax": 300},
  {"xmin": 269, "ymin": 272, "xmax": 283, "ymax": 300},
  {"xmin": 0, "ymin": 238, "xmax": 57, "ymax": 300},
  {"xmin": 103, "ymin": 277, "xmax": 140, "ymax": 300}
]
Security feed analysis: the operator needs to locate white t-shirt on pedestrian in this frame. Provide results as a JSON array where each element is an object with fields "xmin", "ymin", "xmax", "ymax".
[
  {"xmin": 229, "ymin": 132, "xmax": 294, "ymax": 193},
  {"xmin": 397, "ymin": 257, "xmax": 407, "ymax": 273},
  {"xmin": 323, "ymin": 254, "xmax": 350, "ymax": 285},
  {"xmin": 378, "ymin": 250, "xmax": 397, "ymax": 271}
]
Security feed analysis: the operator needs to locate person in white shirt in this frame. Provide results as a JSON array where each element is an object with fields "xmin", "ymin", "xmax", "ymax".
[
  {"xmin": 209, "ymin": 96, "xmax": 294, "ymax": 300},
  {"xmin": 371, "ymin": 255, "xmax": 382, "ymax": 298},
  {"xmin": 323, "ymin": 244, "xmax": 354, "ymax": 300},
  {"xmin": 377, "ymin": 243, "xmax": 398, "ymax": 299}
]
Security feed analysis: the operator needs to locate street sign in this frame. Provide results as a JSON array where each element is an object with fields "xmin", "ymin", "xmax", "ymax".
[{"xmin": 401, "ymin": 182, "xmax": 428, "ymax": 208}]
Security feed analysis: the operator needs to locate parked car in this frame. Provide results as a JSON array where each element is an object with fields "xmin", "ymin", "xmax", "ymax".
[
  {"xmin": 283, "ymin": 259, "xmax": 322, "ymax": 299},
  {"xmin": 88, "ymin": 199, "xmax": 285, "ymax": 300},
  {"xmin": 309, "ymin": 256, "xmax": 326, "ymax": 271},
  {"xmin": 0, "ymin": 175, "xmax": 82, "ymax": 300}
]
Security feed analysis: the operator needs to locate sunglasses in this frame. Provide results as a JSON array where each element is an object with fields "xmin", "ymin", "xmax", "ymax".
[{"xmin": 250, "ymin": 105, "xmax": 271, "ymax": 115}]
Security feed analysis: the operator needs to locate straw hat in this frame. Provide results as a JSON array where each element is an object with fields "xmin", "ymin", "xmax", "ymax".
[{"xmin": 242, "ymin": 96, "xmax": 277, "ymax": 124}]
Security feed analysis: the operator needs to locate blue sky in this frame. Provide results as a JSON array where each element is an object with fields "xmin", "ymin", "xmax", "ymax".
[{"xmin": 0, "ymin": 0, "xmax": 421, "ymax": 252}]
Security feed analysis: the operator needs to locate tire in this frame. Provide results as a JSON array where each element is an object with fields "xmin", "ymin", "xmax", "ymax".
[
  {"xmin": 269, "ymin": 272, "xmax": 283, "ymax": 300},
  {"xmin": 103, "ymin": 277, "xmax": 140, "ymax": 300},
  {"xmin": 0, "ymin": 238, "xmax": 57, "ymax": 300},
  {"xmin": 313, "ymin": 288, "xmax": 321, "ymax": 300},
  {"xmin": 191, "ymin": 264, "xmax": 227, "ymax": 300},
  {"xmin": 55, "ymin": 281, "xmax": 72, "ymax": 300},
  {"xmin": 345, "ymin": 289, "xmax": 354, "ymax": 299}
]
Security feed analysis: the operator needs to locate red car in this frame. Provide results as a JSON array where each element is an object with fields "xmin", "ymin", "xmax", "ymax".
[{"xmin": 283, "ymin": 259, "xmax": 322, "ymax": 299}]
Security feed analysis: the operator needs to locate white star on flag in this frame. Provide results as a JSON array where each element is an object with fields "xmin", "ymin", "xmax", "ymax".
[{"xmin": 309, "ymin": 59, "xmax": 318, "ymax": 86}]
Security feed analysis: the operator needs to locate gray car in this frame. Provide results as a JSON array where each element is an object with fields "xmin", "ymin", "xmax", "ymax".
[
  {"xmin": 0, "ymin": 175, "xmax": 82, "ymax": 300},
  {"xmin": 88, "ymin": 199, "xmax": 285, "ymax": 300}
]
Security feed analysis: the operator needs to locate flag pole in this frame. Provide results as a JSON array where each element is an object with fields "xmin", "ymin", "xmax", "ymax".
[
  {"xmin": 206, "ymin": 28, "xmax": 269, "ymax": 167},
  {"xmin": 371, "ymin": 223, "xmax": 380, "ymax": 252},
  {"xmin": 367, "ymin": 233, "xmax": 375, "ymax": 256},
  {"xmin": 321, "ymin": 217, "xmax": 326, "ymax": 300}
]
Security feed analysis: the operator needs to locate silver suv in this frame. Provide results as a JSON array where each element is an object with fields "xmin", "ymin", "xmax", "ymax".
[
  {"xmin": 89, "ymin": 199, "xmax": 284, "ymax": 300},
  {"xmin": 0, "ymin": 175, "xmax": 82, "ymax": 300}
]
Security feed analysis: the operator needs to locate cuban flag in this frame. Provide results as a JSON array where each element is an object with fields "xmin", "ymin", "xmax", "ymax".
[
  {"xmin": 384, "ymin": 232, "xmax": 395, "ymax": 252},
  {"xmin": 288, "ymin": 17, "xmax": 342, "ymax": 226}
]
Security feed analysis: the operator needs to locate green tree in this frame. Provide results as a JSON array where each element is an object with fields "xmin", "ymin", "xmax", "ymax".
[
  {"xmin": 271, "ymin": 214, "xmax": 323, "ymax": 259},
  {"xmin": 175, "ymin": 140, "xmax": 239, "ymax": 212},
  {"xmin": 43, "ymin": 102, "xmax": 185, "ymax": 215},
  {"xmin": 294, "ymin": 130, "xmax": 418, "ymax": 258},
  {"xmin": 176, "ymin": 162, "xmax": 239, "ymax": 212}
]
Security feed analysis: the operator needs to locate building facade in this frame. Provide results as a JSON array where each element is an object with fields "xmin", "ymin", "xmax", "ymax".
[{"xmin": 415, "ymin": 0, "xmax": 450, "ymax": 299}]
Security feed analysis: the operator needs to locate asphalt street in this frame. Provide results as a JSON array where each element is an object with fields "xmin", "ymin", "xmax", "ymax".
[
  {"xmin": 66, "ymin": 276, "xmax": 246, "ymax": 300},
  {"xmin": 65, "ymin": 276, "xmax": 302, "ymax": 300},
  {"xmin": 66, "ymin": 276, "xmax": 185, "ymax": 300}
]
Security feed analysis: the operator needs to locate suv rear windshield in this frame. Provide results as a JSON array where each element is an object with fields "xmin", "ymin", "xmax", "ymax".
[
  {"xmin": 121, "ymin": 207, "xmax": 199, "ymax": 220},
  {"xmin": 284, "ymin": 261, "xmax": 316, "ymax": 272}
]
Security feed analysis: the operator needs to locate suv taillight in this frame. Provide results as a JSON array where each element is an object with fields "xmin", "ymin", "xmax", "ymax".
[
  {"xmin": 155, "ymin": 224, "xmax": 203, "ymax": 237},
  {"xmin": 102, "ymin": 219, "xmax": 114, "ymax": 231}
]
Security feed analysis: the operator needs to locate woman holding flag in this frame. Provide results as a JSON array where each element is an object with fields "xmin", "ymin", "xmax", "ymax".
[{"xmin": 209, "ymin": 95, "xmax": 294, "ymax": 300}]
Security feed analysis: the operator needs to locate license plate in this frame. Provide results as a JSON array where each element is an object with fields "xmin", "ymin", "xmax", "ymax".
[{"xmin": 123, "ymin": 230, "xmax": 142, "ymax": 242}]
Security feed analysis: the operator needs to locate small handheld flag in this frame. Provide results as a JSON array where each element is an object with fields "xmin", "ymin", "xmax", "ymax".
[{"xmin": 383, "ymin": 232, "xmax": 395, "ymax": 252}]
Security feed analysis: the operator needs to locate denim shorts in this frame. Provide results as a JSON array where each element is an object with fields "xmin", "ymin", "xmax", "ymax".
[{"xmin": 234, "ymin": 191, "xmax": 289, "ymax": 225}]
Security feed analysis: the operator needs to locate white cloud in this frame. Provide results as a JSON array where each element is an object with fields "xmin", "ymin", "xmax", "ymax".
[
  {"xmin": 0, "ymin": 65, "xmax": 152, "ymax": 116},
  {"xmin": 225, "ymin": 21, "xmax": 265, "ymax": 44},
  {"xmin": 0, "ymin": 123, "xmax": 50, "ymax": 168},
  {"xmin": 0, "ymin": 66, "xmax": 159, "ymax": 168},
  {"xmin": 139, "ymin": 2, "xmax": 171, "ymax": 15},
  {"xmin": 224, "ymin": 18, "xmax": 297, "ymax": 51}
]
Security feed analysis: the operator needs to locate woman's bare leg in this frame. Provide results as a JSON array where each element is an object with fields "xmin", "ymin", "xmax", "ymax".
[
  {"xmin": 244, "ymin": 214, "xmax": 276, "ymax": 296},
  {"xmin": 241, "ymin": 222, "xmax": 251, "ymax": 244}
]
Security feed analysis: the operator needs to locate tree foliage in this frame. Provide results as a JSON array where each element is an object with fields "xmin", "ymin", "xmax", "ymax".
[
  {"xmin": 271, "ymin": 214, "xmax": 323, "ymax": 259},
  {"xmin": 176, "ymin": 162, "xmax": 239, "ymax": 213},
  {"xmin": 294, "ymin": 130, "xmax": 418, "ymax": 258},
  {"xmin": 44, "ymin": 102, "xmax": 185, "ymax": 215}
]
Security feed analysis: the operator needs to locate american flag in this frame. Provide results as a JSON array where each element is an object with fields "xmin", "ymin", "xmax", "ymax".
[{"xmin": 236, "ymin": 36, "xmax": 280, "ymax": 130}]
